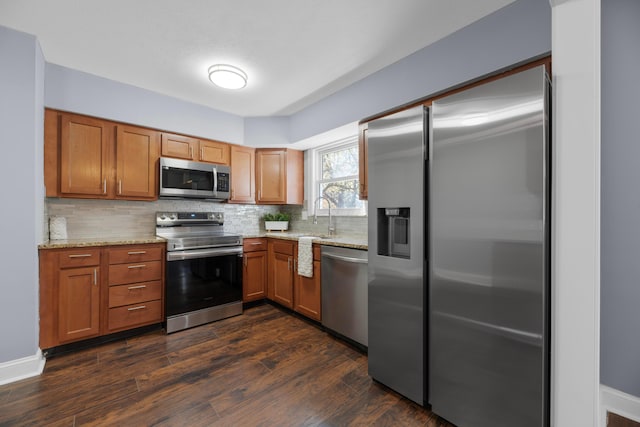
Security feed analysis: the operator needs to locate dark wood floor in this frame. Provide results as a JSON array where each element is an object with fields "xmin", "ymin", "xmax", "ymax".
[{"xmin": 0, "ymin": 304, "xmax": 452, "ymax": 426}]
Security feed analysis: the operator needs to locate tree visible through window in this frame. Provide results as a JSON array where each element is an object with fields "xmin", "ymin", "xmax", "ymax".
[{"xmin": 315, "ymin": 140, "xmax": 364, "ymax": 213}]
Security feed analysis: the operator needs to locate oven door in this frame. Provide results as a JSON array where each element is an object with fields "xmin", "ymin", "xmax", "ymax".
[{"xmin": 165, "ymin": 246, "xmax": 243, "ymax": 318}]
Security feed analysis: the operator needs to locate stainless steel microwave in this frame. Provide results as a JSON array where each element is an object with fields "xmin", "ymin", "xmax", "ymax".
[{"xmin": 159, "ymin": 157, "xmax": 230, "ymax": 201}]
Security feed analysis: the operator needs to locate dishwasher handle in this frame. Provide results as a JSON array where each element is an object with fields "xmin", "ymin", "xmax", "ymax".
[{"xmin": 322, "ymin": 252, "xmax": 368, "ymax": 264}]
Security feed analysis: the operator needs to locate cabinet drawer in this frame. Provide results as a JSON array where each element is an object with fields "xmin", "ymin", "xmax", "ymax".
[
  {"xmin": 271, "ymin": 240, "xmax": 295, "ymax": 256},
  {"xmin": 58, "ymin": 248, "xmax": 101, "ymax": 268},
  {"xmin": 109, "ymin": 260, "xmax": 162, "ymax": 285},
  {"xmin": 108, "ymin": 280, "xmax": 162, "ymax": 308},
  {"xmin": 109, "ymin": 246, "xmax": 163, "ymax": 264},
  {"xmin": 243, "ymin": 238, "xmax": 267, "ymax": 252},
  {"xmin": 108, "ymin": 299, "xmax": 162, "ymax": 331}
]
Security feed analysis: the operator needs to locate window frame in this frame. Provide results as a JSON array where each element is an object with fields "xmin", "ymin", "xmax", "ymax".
[{"xmin": 310, "ymin": 136, "xmax": 366, "ymax": 217}]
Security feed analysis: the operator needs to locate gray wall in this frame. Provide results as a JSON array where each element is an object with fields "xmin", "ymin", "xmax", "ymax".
[
  {"xmin": 0, "ymin": 26, "xmax": 44, "ymax": 363},
  {"xmin": 288, "ymin": 0, "xmax": 551, "ymax": 142},
  {"xmin": 600, "ymin": 0, "xmax": 640, "ymax": 398},
  {"xmin": 45, "ymin": 64, "xmax": 245, "ymax": 144}
]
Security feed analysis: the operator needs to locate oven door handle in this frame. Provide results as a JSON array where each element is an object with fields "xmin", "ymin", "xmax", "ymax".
[{"xmin": 167, "ymin": 246, "xmax": 242, "ymax": 261}]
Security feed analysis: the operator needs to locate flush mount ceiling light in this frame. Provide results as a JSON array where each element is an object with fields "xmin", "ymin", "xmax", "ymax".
[{"xmin": 208, "ymin": 64, "xmax": 247, "ymax": 90}]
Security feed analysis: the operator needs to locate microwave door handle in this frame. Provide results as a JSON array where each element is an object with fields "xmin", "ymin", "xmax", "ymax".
[{"xmin": 212, "ymin": 166, "xmax": 218, "ymax": 196}]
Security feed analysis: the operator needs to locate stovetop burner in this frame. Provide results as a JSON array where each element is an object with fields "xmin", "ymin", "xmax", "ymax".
[{"xmin": 155, "ymin": 211, "xmax": 242, "ymax": 251}]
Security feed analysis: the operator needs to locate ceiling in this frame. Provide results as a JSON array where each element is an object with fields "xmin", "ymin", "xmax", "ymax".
[{"xmin": 0, "ymin": 0, "xmax": 515, "ymax": 117}]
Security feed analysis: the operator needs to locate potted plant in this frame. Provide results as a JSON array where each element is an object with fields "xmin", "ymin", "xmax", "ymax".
[{"xmin": 263, "ymin": 212, "xmax": 291, "ymax": 231}]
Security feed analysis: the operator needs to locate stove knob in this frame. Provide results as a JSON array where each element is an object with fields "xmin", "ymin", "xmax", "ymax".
[{"xmin": 170, "ymin": 214, "xmax": 177, "ymax": 220}]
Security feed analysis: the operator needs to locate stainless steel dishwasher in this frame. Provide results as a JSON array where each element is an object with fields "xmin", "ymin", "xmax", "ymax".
[{"xmin": 321, "ymin": 245, "xmax": 368, "ymax": 347}]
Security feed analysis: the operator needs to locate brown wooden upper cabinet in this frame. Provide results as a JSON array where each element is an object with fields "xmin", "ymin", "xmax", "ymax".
[
  {"xmin": 200, "ymin": 139, "xmax": 230, "ymax": 165},
  {"xmin": 358, "ymin": 123, "xmax": 368, "ymax": 200},
  {"xmin": 58, "ymin": 113, "xmax": 112, "ymax": 198},
  {"xmin": 116, "ymin": 125, "xmax": 159, "ymax": 200},
  {"xmin": 45, "ymin": 109, "xmax": 160, "ymax": 201},
  {"xmin": 255, "ymin": 148, "xmax": 303, "ymax": 205},
  {"xmin": 230, "ymin": 145, "xmax": 255, "ymax": 203},
  {"xmin": 160, "ymin": 133, "xmax": 197, "ymax": 160},
  {"xmin": 160, "ymin": 133, "xmax": 230, "ymax": 165}
]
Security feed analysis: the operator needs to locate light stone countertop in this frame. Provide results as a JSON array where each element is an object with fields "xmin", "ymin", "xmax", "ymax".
[
  {"xmin": 38, "ymin": 233, "xmax": 367, "ymax": 251},
  {"xmin": 38, "ymin": 236, "xmax": 166, "ymax": 250},
  {"xmin": 256, "ymin": 232, "xmax": 368, "ymax": 250}
]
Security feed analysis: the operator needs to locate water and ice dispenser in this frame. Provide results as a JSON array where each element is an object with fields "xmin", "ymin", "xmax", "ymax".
[{"xmin": 377, "ymin": 208, "xmax": 410, "ymax": 259}]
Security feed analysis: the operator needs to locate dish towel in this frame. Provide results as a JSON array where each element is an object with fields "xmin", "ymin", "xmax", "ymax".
[{"xmin": 297, "ymin": 236, "xmax": 315, "ymax": 278}]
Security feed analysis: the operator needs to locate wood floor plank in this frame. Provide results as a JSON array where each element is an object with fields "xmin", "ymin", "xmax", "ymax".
[
  {"xmin": 209, "ymin": 340, "xmax": 350, "ymax": 416},
  {"xmin": 0, "ymin": 388, "xmax": 11, "ymax": 404},
  {"xmin": 219, "ymin": 357, "xmax": 361, "ymax": 427},
  {"xmin": 0, "ymin": 304, "xmax": 447, "ymax": 427},
  {"xmin": 0, "ymin": 376, "xmax": 138, "ymax": 425}
]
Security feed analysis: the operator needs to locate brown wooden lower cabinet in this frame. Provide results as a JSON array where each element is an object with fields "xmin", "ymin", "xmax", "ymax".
[
  {"xmin": 39, "ymin": 243, "xmax": 165, "ymax": 349},
  {"xmin": 106, "ymin": 244, "xmax": 164, "ymax": 333},
  {"xmin": 108, "ymin": 300, "xmax": 163, "ymax": 331},
  {"xmin": 243, "ymin": 238, "xmax": 267, "ymax": 302},
  {"xmin": 264, "ymin": 238, "xmax": 322, "ymax": 321},
  {"xmin": 271, "ymin": 250, "xmax": 295, "ymax": 308},
  {"xmin": 293, "ymin": 246, "xmax": 321, "ymax": 321},
  {"xmin": 57, "ymin": 265, "xmax": 101, "ymax": 344},
  {"xmin": 108, "ymin": 280, "xmax": 162, "ymax": 308}
]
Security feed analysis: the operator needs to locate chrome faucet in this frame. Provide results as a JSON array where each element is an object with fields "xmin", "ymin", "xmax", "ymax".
[{"xmin": 313, "ymin": 196, "xmax": 335, "ymax": 236}]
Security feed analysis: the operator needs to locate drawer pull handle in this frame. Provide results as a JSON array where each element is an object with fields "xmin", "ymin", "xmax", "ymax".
[
  {"xmin": 68, "ymin": 254, "xmax": 92, "ymax": 258},
  {"xmin": 127, "ymin": 251, "xmax": 147, "ymax": 255},
  {"xmin": 127, "ymin": 264, "xmax": 147, "ymax": 269},
  {"xmin": 250, "ymin": 242, "xmax": 263, "ymax": 245},
  {"xmin": 93, "ymin": 268, "xmax": 97, "ymax": 286},
  {"xmin": 127, "ymin": 305, "xmax": 146, "ymax": 311},
  {"xmin": 127, "ymin": 285, "xmax": 147, "ymax": 290}
]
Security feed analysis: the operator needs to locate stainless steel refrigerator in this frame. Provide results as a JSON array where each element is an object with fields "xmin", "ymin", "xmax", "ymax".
[
  {"xmin": 368, "ymin": 105, "xmax": 427, "ymax": 406},
  {"xmin": 367, "ymin": 65, "xmax": 550, "ymax": 426}
]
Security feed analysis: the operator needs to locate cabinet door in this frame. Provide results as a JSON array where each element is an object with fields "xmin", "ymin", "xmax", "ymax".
[
  {"xmin": 116, "ymin": 125, "xmax": 160, "ymax": 199},
  {"xmin": 243, "ymin": 251, "xmax": 267, "ymax": 302},
  {"xmin": 199, "ymin": 140, "xmax": 230, "ymax": 165},
  {"xmin": 256, "ymin": 149, "xmax": 286, "ymax": 204},
  {"xmin": 60, "ymin": 114, "xmax": 111, "ymax": 197},
  {"xmin": 294, "ymin": 259, "xmax": 322, "ymax": 321},
  {"xmin": 230, "ymin": 145, "xmax": 255, "ymax": 203},
  {"xmin": 358, "ymin": 124, "xmax": 368, "ymax": 200},
  {"xmin": 272, "ymin": 252, "xmax": 294, "ymax": 308},
  {"xmin": 58, "ymin": 266, "xmax": 100, "ymax": 343},
  {"xmin": 161, "ymin": 133, "xmax": 197, "ymax": 160}
]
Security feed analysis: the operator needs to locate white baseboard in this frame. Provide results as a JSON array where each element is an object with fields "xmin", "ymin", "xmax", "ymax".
[
  {"xmin": 601, "ymin": 384, "xmax": 640, "ymax": 426},
  {"xmin": 0, "ymin": 349, "xmax": 46, "ymax": 386}
]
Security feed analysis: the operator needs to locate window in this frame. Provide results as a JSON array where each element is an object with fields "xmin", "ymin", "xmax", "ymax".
[{"xmin": 311, "ymin": 137, "xmax": 365, "ymax": 216}]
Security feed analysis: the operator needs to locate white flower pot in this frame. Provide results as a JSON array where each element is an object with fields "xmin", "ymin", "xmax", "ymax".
[{"xmin": 265, "ymin": 221, "xmax": 289, "ymax": 231}]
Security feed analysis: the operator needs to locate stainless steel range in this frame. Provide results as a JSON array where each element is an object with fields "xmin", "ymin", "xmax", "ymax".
[{"xmin": 156, "ymin": 211, "xmax": 243, "ymax": 333}]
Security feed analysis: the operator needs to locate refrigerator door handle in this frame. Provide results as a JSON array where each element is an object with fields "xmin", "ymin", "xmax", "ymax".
[{"xmin": 433, "ymin": 311, "xmax": 543, "ymax": 347}]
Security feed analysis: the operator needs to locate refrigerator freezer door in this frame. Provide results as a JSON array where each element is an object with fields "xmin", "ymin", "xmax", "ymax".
[
  {"xmin": 429, "ymin": 65, "xmax": 550, "ymax": 427},
  {"xmin": 367, "ymin": 105, "xmax": 426, "ymax": 405}
]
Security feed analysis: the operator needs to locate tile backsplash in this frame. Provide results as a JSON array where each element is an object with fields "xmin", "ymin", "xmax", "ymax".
[{"xmin": 45, "ymin": 199, "xmax": 367, "ymax": 240}]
